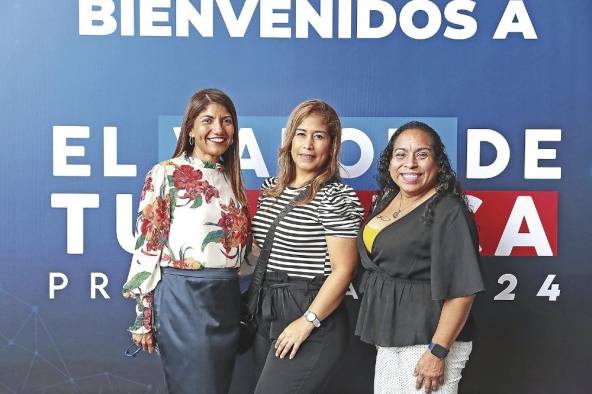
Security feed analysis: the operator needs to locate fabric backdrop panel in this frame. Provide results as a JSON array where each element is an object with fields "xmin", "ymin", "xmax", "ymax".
[{"xmin": 1, "ymin": 1, "xmax": 590, "ymax": 393}]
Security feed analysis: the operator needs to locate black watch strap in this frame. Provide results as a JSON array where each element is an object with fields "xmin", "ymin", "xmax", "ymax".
[{"xmin": 428, "ymin": 342, "xmax": 449, "ymax": 359}]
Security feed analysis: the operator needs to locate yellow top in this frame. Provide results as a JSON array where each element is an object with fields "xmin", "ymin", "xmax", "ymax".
[{"xmin": 363, "ymin": 224, "xmax": 380, "ymax": 253}]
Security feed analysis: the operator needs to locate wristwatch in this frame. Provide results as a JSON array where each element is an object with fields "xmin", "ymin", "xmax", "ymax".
[
  {"xmin": 303, "ymin": 310, "xmax": 321, "ymax": 328},
  {"xmin": 428, "ymin": 342, "xmax": 449, "ymax": 359}
]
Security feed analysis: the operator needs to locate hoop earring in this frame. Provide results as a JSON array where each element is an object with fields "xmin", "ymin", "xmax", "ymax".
[{"xmin": 189, "ymin": 136, "xmax": 195, "ymax": 145}]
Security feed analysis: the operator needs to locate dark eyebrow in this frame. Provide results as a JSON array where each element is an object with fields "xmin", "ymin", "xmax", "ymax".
[
  {"xmin": 296, "ymin": 128, "xmax": 328, "ymax": 134},
  {"xmin": 200, "ymin": 114, "xmax": 232, "ymax": 120},
  {"xmin": 393, "ymin": 147, "xmax": 433, "ymax": 152}
]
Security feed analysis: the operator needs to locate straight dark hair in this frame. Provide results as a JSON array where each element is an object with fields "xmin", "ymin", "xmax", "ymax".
[{"xmin": 172, "ymin": 88, "xmax": 247, "ymax": 207}]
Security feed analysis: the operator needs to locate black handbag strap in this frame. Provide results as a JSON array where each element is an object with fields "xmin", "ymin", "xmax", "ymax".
[{"xmin": 245, "ymin": 186, "xmax": 310, "ymax": 315}]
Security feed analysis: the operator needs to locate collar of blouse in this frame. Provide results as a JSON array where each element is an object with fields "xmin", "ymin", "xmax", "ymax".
[{"xmin": 182, "ymin": 152, "xmax": 225, "ymax": 172}]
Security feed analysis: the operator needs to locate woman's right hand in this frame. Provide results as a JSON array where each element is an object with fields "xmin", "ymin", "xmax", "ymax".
[
  {"xmin": 132, "ymin": 332, "xmax": 155, "ymax": 354},
  {"xmin": 414, "ymin": 350, "xmax": 445, "ymax": 393}
]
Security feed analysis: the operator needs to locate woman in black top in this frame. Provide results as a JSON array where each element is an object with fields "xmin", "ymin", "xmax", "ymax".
[{"xmin": 355, "ymin": 121, "xmax": 485, "ymax": 394}]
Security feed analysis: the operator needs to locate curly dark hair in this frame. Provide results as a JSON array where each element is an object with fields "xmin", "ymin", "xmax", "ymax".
[{"xmin": 375, "ymin": 121, "xmax": 468, "ymax": 224}]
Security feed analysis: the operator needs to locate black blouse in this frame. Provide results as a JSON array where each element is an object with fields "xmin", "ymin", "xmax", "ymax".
[{"xmin": 355, "ymin": 191, "xmax": 485, "ymax": 347}]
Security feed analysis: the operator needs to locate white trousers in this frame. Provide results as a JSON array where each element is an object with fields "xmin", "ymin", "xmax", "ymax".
[{"xmin": 374, "ymin": 341, "xmax": 473, "ymax": 394}]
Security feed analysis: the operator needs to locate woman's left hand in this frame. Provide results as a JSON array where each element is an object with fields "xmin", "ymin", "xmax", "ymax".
[
  {"xmin": 414, "ymin": 351, "xmax": 445, "ymax": 393},
  {"xmin": 274, "ymin": 316, "xmax": 315, "ymax": 359}
]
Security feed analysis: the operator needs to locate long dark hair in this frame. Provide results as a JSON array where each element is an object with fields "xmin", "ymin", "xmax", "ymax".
[
  {"xmin": 376, "ymin": 121, "xmax": 467, "ymax": 223},
  {"xmin": 172, "ymin": 88, "xmax": 247, "ymax": 207}
]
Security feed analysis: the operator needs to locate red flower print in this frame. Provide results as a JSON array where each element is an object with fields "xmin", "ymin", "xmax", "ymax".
[
  {"xmin": 140, "ymin": 175, "xmax": 154, "ymax": 200},
  {"xmin": 173, "ymin": 165, "xmax": 204, "ymax": 191},
  {"xmin": 139, "ymin": 196, "xmax": 170, "ymax": 252},
  {"xmin": 172, "ymin": 165, "xmax": 220, "ymax": 204},
  {"xmin": 142, "ymin": 293, "xmax": 153, "ymax": 331},
  {"xmin": 171, "ymin": 257, "xmax": 202, "ymax": 270},
  {"xmin": 218, "ymin": 200, "xmax": 250, "ymax": 253},
  {"xmin": 203, "ymin": 182, "xmax": 220, "ymax": 203}
]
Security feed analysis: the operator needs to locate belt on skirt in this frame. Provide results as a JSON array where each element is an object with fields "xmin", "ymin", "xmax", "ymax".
[
  {"xmin": 259, "ymin": 270, "xmax": 325, "ymax": 322},
  {"xmin": 162, "ymin": 266, "xmax": 239, "ymax": 279}
]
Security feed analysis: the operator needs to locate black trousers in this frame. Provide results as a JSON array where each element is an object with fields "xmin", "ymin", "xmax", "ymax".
[{"xmin": 253, "ymin": 271, "xmax": 349, "ymax": 394}]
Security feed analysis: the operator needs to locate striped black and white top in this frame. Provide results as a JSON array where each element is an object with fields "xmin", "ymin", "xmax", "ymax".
[{"xmin": 252, "ymin": 177, "xmax": 364, "ymax": 278}]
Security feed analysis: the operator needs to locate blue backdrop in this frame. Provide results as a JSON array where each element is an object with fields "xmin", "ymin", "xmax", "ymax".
[{"xmin": 1, "ymin": 1, "xmax": 590, "ymax": 393}]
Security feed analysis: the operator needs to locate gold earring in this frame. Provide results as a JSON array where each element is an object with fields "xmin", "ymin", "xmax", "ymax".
[{"xmin": 189, "ymin": 136, "xmax": 195, "ymax": 145}]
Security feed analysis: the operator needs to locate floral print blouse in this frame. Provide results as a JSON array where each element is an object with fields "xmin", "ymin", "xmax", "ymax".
[{"xmin": 122, "ymin": 154, "xmax": 249, "ymax": 334}]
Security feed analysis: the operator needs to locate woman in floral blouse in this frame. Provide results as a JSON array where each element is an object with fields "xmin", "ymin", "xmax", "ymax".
[{"xmin": 123, "ymin": 88, "xmax": 249, "ymax": 394}]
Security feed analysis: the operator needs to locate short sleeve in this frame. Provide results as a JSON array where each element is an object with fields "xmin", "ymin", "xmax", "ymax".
[
  {"xmin": 430, "ymin": 198, "xmax": 485, "ymax": 300},
  {"xmin": 319, "ymin": 183, "xmax": 364, "ymax": 237},
  {"xmin": 256, "ymin": 177, "xmax": 276, "ymax": 209},
  {"xmin": 122, "ymin": 164, "xmax": 170, "ymax": 334}
]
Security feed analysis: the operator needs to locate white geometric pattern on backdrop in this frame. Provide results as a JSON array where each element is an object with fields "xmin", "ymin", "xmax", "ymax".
[{"xmin": 0, "ymin": 286, "xmax": 163, "ymax": 394}]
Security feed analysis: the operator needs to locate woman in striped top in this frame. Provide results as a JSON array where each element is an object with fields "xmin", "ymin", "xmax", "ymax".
[{"xmin": 251, "ymin": 100, "xmax": 364, "ymax": 394}]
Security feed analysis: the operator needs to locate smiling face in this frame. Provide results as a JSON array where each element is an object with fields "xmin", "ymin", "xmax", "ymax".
[
  {"xmin": 389, "ymin": 128, "xmax": 438, "ymax": 198},
  {"xmin": 290, "ymin": 113, "xmax": 332, "ymax": 181},
  {"xmin": 189, "ymin": 103, "xmax": 234, "ymax": 162}
]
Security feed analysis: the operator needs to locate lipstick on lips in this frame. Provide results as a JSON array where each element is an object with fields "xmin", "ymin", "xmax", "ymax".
[{"xmin": 299, "ymin": 153, "xmax": 315, "ymax": 161}]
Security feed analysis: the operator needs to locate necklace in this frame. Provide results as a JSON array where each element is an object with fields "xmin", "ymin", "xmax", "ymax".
[{"xmin": 376, "ymin": 194, "xmax": 415, "ymax": 222}]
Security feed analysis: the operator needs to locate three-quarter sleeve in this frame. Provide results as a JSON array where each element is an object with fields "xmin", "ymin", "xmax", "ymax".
[
  {"xmin": 122, "ymin": 164, "xmax": 170, "ymax": 334},
  {"xmin": 430, "ymin": 198, "xmax": 485, "ymax": 301},
  {"xmin": 319, "ymin": 183, "xmax": 364, "ymax": 237}
]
